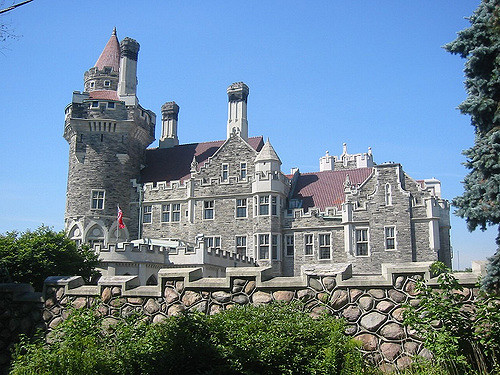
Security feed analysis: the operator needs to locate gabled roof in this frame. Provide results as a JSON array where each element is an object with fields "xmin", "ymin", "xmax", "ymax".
[
  {"xmin": 95, "ymin": 28, "xmax": 120, "ymax": 72},
  {"xmin": 291, "ymin": 168, "xmax": 373, "ymax": 211},
  {"xmin": 141, "ymin": 136, "xmax": 264, "ymax": 184},
  {"xmin": 88, "ymin": 90, "xmax": 119, "ymax": 100},
  {"xmin": 255, "ymin": 139, "xmax": 281, "ymax": 164}
]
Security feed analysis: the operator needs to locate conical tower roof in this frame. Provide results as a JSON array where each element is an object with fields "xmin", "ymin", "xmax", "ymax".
[
  {"xmin": 255, "ymin": 138, "xmax": 281, "ymax": 164},
  {"xmin": 95, "ymin": 27, "xmax": 120, "ymax": 72}
]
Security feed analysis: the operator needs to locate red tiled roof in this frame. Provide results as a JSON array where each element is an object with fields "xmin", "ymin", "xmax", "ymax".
[
  {"xmin": 291, "ymin": 168, "xmax": 373, "ymax": 211},
  {"xmin": 141, "ymin": 136, "xmax": 264, "ymax": 184},
  {"xmin": 95, "ymin": 29, "xmax": 120, "ymax": 72},
  {"xmin": 88, "ymin": 90, "xmax": 119, "ymax": 100}
]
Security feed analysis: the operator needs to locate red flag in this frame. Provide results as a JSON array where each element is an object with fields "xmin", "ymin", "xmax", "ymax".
[{"xmin": 117, "ymin": 206, "xmax": 125, "ymax": 229}]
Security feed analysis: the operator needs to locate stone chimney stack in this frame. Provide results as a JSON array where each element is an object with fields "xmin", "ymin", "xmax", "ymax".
[
  {"xmin": 118, "ymin": 37, "xmax": 140, "ymax": 105},
  {"xmin": 159, "ymin": 101, "xmax": 180, "ymax": 148},
  {"xmin": 226, "ymin": 82, "xmax": 249, "ymax": 141}
]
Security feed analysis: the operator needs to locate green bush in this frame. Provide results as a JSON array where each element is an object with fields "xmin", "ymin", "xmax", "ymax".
[
  {"xmin": 10, "ymin": 303, "xmax": 373, "ymax": 375},
  {"xmin": 403, "ymin": 262, "xmax": 500, "ymax": 374},
  {"xmin": 0, "ymin": 225, "xmax": 99, "ymax": 291}
]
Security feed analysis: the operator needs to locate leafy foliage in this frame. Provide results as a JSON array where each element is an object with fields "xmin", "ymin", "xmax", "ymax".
[
  {"xmin": 0, "ymin": 225, "xmax": 99, "ymax": 291},
  {"xmin": 444, "ymin": 0, "xmax": 500, "ymax": 293},
  {"xmin": 403, "ymin": 262, "xmax": 500, "ymax": 374},
  {"xmin": 10, "ymin": 303, "xmax": 374, "ymax": 375}
]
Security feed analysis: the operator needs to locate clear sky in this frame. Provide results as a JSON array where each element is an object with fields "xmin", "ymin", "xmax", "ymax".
[{"xmin": 0, "ymin": 0, "xmax": 495, "ymax": 269}]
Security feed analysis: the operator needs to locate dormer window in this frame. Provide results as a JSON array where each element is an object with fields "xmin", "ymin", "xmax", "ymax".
[{"xmin": 104, "ymin": 80, "xmax": 110, "ymax": 87}]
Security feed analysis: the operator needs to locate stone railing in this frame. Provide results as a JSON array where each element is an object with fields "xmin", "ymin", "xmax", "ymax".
[{"xmin": 40, "ymin": 261, "xmax": 486, "ymax": 371}]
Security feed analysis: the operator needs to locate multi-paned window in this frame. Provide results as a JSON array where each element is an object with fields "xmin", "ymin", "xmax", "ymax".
[
  {"xmin": 91, "ymin": 101, "xmax": 99, "ymax": 108},
  {"xmin": 91, "ymin": 190, "xmax": 105, "ymax": 210},
  {"xmin": 255, "ymin": 195, "xmax": 279, "ymax": 216},
  {"xmin": 240, "ymin": 162, "xmax": 247, "ymax": 179},
  {"xmin": 235, "ymin": 236, "xmax": 247, "ymax": 256},
  {"xmin": 385, "ymin": 226, "xmax": 396, "ymax": 250},
  {"xmin": 271, "ymin": 196, "xmax": 278, "ymax": 216},
  {"xmin": 319, "ymin": 233, "xmax": 331, "ymax": 259},
  {"xmin": 162, "ymin": 203, "xmax": 181, "ymax": 222},
  {"xmin": 258, "ymin": 234, "xmax": 269, "ymax": 259},
  {"xmin": 203, "ymin": 200, "xmax": 214, "ymax": 219},
  {"xmin": 236, "ymin": 199, "xmax": 247, "ymax": 218},
  {"xmin": 304, "ymin": 234, "xmax": 314, "ymax": 255},
  {"xmin": 222, "ymin": 164, "xmax": 229, "ymax": 181},
  {"xmin": 143, "ymin": 205, "xmax": 152, "ymax": 223},
  {"xmin": 204, "ymin": 236, "xmax": 221, "ymax": 250},
  {"xmin": 355, "ymin": 228, "xmax": 369, "ymax": 256},
  {"xmin": 271, "ymin": 234, "xmax": 279, "ymax": 260},
  {"xmin": 259, "ymin": 196, "xmax": 269, "ymax": 215},
  {"xmin": 284, "ymin": 234, "xmax": 294, "ymax": 257},
  {"xmin": 107, "ymin": 102, "xmax": 115, "ymax": 109}
]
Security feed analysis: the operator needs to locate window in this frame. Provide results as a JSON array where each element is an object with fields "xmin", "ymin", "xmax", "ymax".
[
  {"xmin": 162, "ymin": 203, "xmax": 181, "ymax": 222},
  {"xmin": 203, "ymin": 200, "xmax": 214, "ymax": 219},
  {"xmin": 143, "ymin": 205, "xmax": 152, "ymax": 223},
  {"xmin": 91, "ymin": 190, "xmax": 105, "ymax": 210},
  {"xmin": 259, "ymin": 196, "xmax": 269, "ymax": 215},
  {"xmin": 240, "ymin": 162, "xmax": 247, "ymax": 179},
  {"xmin": 90, "ymin": 82, "xmax": 95, "ymax": 88},
  {"xmin": 107, "ymin": 102, "xmax": 115, "ymax": 109},
  {"xmin": 271, "ymin": 196, "xmax": 278, "ymax": 216},
  {"xmin": 319, "ymin": 234, "xmax": 331, "ymax": 259},
  {"xmin": 235, "ymin": 236, "xmax": 246, "ymax": 256},
  {"xmin": 222, "ymin": 164, "xmax": 228, "ymax": 181},
  {"xmin": 104, "ymin": 80, "xmax": 110, "ymax": 87},
  {"xmin": 284, "ymin": 234, "xmax": 294, "ymax": 257},
  {"xmin": 355, "ymin": 229, "xmax": 369, "ymax": 256},
  {"xmin": 204, "ymin": 236, "xmax": 221, "ymax": 250},
  {"xmin": 236, "ymin": 199, "xmax": 247, "ymax": 218},
  {"xmin": 271, "ymin": 234, "xmax": 279, "ymax": 260},
  {"xmin": 304, "ymin": 234, "xmax": 314, "ymax": 255},
  {"xmin": 385, "ymin": 226, "xmax": 396, "ymax": 250},
  {"xmin": 91, "ymin": 101, "xmax": 99, "ymax": 108},
  {"xmin": 258, "ymin": 234, "xmax": 269, "ymax": 259},
  {"xmin": 385, "ymin": 184, "xmax": 392, "ymax": 206}
]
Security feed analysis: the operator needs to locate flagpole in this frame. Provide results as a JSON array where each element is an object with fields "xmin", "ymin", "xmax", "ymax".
[{"xmin": 116, "ymin": 205, "xmax": 119, "ymax": 243}]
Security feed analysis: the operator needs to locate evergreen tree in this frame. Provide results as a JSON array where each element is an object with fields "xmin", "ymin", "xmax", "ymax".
[{"xmin": 444, "ymin": 0, "xmax": 500, "ymax": 293}]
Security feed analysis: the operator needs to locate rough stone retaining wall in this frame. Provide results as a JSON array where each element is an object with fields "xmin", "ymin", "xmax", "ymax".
[{"xmin": 41, "ymin": 261, "xmax": 485, "ymax": 372}]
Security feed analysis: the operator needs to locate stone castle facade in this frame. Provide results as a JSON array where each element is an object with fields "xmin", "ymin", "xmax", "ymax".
[{"xmin": 64, "ymin": 30, "xmax": 451, "ymax": 281}]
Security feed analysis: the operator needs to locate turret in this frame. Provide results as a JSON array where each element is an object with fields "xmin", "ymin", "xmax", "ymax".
[
  {"xmin": 252, "ymin": 139, "xmax": 287, "ymax": 195},
  {"xmin": 117, "ymin": 37, "xmax": 140, "ymax": 105},
  {"xmin": 63, "ymin": 29, "xmax": 155, "ymax": 247},
  {"xmin": 226, "ymin": 82, "xmax": 249, "ymax": 141},
  {"xmin": 159, "ymin": 101, "xmax": 179, "ymax": 148}
]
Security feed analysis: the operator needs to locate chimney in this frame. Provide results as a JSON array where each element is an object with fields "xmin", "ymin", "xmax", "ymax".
[
  {"xmin": 159, "ymin": 101, "xmax": 180, "ymax": 148},
  {"xmin": 226, "ymin": 82, "xmax": 249, "ymax": 141},
  {"xmin": 117, "ymin": 37, "xmax": 140, "ymax": 105}
]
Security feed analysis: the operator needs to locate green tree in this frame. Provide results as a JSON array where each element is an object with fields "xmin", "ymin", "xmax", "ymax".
[
  {"xmin": 0, "ymin": 225, "xmax": 99, "ymax": 291},
  {"xmin": 444, "ymin": 0, "xmax": 500, "ymax": 294}
]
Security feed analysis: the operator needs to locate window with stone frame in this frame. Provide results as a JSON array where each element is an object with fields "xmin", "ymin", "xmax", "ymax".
[
  {"xmin": 258, "ymin": 234, "xmax": 269, "ymax": 259},
  {"xmin": 143, "ymin": 205, "xmax": 152, "ymax": 223},
  {"xmin": 222, "ymin": 164, "xmax": 229, "ymax": 181},
  {"xmin": 91, "ymin": 101, "xmax": 99, "ymax": 108},
  {"xmin": 355, "ymin": 228, "xmax": 369, "ymax": 256},
  {"xmin": 304, "ymin": 234, "xmax": 314, "ymax": 256},
  {"xmin": 204, "ymin": 236, "xmax": 221, "ymax": 250},
  {"xmin": 162, "ymin": 203, "xmax": 181, "ymax": 222},
  {"xmin": 235, "ymin": 235, "xmax": 247, "ymax": 256},
  {"xmin": 319, "ymin": 233, "xmax": 331, "ymax": 259},
  {"xmin": 271, "ymin": 196, "xmax": 278, "ymax": 216},
  {"xmin": 203, "ymin": 200, "xmax": 214, "ymax": 220},
  {"xmin": 385, "ymin": 183, "xmax": 392, "ymax": 206},
  {"xmin": 236, "ymin": 198, "xmax": 247, "ymax": 218},
  {"xmin": 271, "ymin": 234, "xmax": 279, "ymax": 260},
  {"xmin": 91, "ymin": 190, "xmax": 105, "ymax": 210},
  {"xmin": 104, "ymin": 80, "xmax": 111, "ymax": 87},
  {"xmin": 240, "ymin": 162, "xmax": 247, "ymax": 179},
  {"xmin": 385, "ymin": 226, "xmax": 396, "ymax": 250},
  {"xmin": 259, "ymin": 195, "xmax": 269, "ymax": 215},
  {"xmin": 107, "ymin": 102, "xmax": 115, "ymax": 109},
  {"xmin": 284, "ymin": 234, "xmax": 294, "ymax": 257}
]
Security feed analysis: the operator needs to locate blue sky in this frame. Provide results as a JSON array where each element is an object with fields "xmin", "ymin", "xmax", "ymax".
[{"xmin": 0, "ymin": 1, "xmax": 495, "ymax": 269}]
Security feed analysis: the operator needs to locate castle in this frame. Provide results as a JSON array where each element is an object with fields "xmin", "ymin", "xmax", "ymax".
[{"xmin": 63, "ymin": 29, "xmax": 451, "ymax": 284}]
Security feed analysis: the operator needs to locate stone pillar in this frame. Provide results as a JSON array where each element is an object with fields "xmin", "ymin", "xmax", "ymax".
[
  {"xmin": 159, "ymin": 101, "xmax": 180, "ymax": 148},
  {"xmin": 118, "ymin": 37, "xmax": 140, "ymax": 103},
  {"xmin": 227, "ymin": 82, "xmax": 249, "ymax": 141}
]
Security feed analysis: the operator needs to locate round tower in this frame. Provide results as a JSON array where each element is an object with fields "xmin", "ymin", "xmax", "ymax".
[{"xmin": 64, "ymin": 29, "xmax": 155, "ymax": 246}]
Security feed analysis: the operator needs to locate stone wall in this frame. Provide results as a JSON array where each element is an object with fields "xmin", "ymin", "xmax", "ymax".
[{"xmin": 39, "ymin": 261, "xmax": 486, "ymax": 372}]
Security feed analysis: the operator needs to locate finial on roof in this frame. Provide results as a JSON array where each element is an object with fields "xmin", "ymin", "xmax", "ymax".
[
  {"xmin": 112, "ymin": 27, "xmax": 117, "ymax": 36},
  {"xmin": 342, "ymin": 142, "xmax": 348, "ymax": 155}
]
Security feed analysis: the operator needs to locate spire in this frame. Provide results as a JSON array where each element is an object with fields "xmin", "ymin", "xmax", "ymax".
[
  {"xmin": 255, "ymin": 139, "xmax": 281, "ymax": 164},
  {"xmin": 95, "ymin": 28, "xmax": 120, "ymax": 72}
]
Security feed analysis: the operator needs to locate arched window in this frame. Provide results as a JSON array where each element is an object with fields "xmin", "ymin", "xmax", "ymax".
[{"xmin": 385, "ymin": 184, "xmax": 392, "ymax": 206}]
